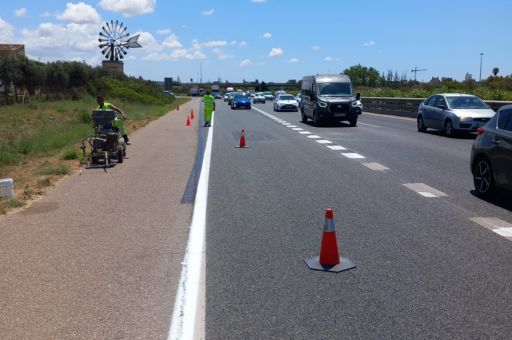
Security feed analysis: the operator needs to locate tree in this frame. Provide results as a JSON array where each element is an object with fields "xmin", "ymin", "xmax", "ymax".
[
  {"xmin": 343, "ymin": 64, "xmax": 380, "ymax": 87},
  {"xmin": 492, "ymin": 67, "xmax": 499, "ymax": 77},
  {"xmin": 260, "ymin": 81, "xmax": 268, "ymax": 91}
]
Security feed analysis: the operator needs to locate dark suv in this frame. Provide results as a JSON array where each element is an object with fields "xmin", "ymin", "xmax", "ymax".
[{"xmin": 471, "ymin": 104, "xmax": 512, "ymax": 196}]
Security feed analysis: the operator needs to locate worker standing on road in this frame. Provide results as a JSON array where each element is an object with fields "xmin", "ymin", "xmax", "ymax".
[
  {"xmin": 96, "ymin": 96, "xmax": 130, "ymax": 145},
  {"xmin": 202, "ymin": 90, "xmax": 215, "ymax": 127}
]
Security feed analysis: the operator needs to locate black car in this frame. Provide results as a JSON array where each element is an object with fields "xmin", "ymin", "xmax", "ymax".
[{"xmin": 471, "ymin": 104, "xmax": 512, "ymax": 196}]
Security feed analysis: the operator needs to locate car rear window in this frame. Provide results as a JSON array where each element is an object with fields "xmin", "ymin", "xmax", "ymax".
[
  {"xmin": 498, "ymin": 109, "xmax": 512, "ymax": 132},
  {"xmin": 279, "ymin": 95, "xmax": 295, "ymax": 100}
]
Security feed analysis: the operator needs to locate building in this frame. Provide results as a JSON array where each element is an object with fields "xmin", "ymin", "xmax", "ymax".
[{"xmin": 0, "ymin": 44, "xmax": 25, "ymax": 58}]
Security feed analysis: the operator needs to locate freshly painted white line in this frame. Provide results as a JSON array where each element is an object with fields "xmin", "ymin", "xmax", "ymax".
[
  {"xmin": 418, "ymin": 191, "xmax": 437, "ymax": 198},
  {"xmin": 168, "ymin": 113, "xmax": 213, "ymax": 340},
  {"xmin": 359, "ymin": 122, "xmax": 381, "ymax": 128},
  {"xmin": 307, "ymin": 135, "xmax": 321, "ymax": 139},
  {"xmin": 292, "ymin": 128, "xmax": 303, "ymax": 131},
  {"xmin": 287, "ymin": 125, "xmax": 298, "ymax": 128},
  {"xmin": 316, "ymin": 140, "xmax": 333, "ymax": 144},
  {"xmin": 493, "ymin": 228, "xmax": 512, "ymax": 237},
  {"xmin": 326, "ymin": 145, "xmax": 347, "ymax": 151},
  {"xmin": 299, "ymin": 131, "xmax": 311, "ymax": 134},
  {"xmin": 282, "ymin": 123, "xmax": 292, "ymax": 126},
  {"xmin": 361, "ymin": 162, "xmax": 390, "ymax": 171},
  {"xmin": 402, "ymin": 183, "xmax": 448, "ymax": 197},
  {"xmin": 341, "ymin": 153, "xmax": 366, "ymax": 159}
]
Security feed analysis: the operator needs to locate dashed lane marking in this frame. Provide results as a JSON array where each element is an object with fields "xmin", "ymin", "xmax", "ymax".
[
  {"xmin": 361, "ymin": 162, "xmax": 390, "ymax": 171},
  {"xmin": 327, "ymin": 145, "xmax": 347, "ymax": 151},
  {"xmin": 470, "ymin": 217, "xmax": 512, "ymax": 240},
  {"xmin": 316, "ymin": 140, "xmax": 333, "ymax": 144},
  {"xmin": 341, "ymin": 153, "xmax": 366, "ymax": 159},
  {"xmin": 402, "ymin": 183, "xmax": 448, "ymax": 197},
  {"xmin": 292, "ymin": 128, "xmax": 303, "ymax": 131},
  {"xmin": 307, "ymin": 135, "xmax": 321, "ymax": 139},
  {"xmin": 299, "ymin": 131, "xmax": 311, "ymax": 134}
]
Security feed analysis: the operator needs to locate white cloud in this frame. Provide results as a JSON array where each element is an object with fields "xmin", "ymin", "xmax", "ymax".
[
  {"xmin": 170, "ymin": 49, "xmax": 206, "ymax": 60},
  {"xmin": 230, "ymin": 40, "xmax": 238, "ymax": 45},
  {"xmin": 0, "ymin": 17, "xmax": 14, "ymax": 42},
  {"xmin": 15, "ymin": 8, "xmax": 27, "ymax": 17},
  {"xmin": 201, "ymin": 9, "xmax": 214, "ymax": 16},
  {"xmin": 240, "ymin": 59, "xmax": 252, "ymax": 67},
  {"xmin": 212, "ymin": 48, "xmax": 231, "ymax": 60},
  {"xmin": 268, "ymin": 47, "xmax": 283, "ymax": 57},
  {"xmin": 40, "ymin": 11, "xmax": 51, "ymax": 18},
  {"xmin": 162, "ymin": 34, "xmax": 183, "ymax": 49},
  {"xmin": 289, "ymin": 58, "xmax": 299, "ymax": 63},
  {"xmin": 363, "ymin": 41, "xmax": 376, "ymax": 47},
  {"xmin": 239, "ymin": 41, "xmax": 247, "ymax": 47},
  {"xmin": 312, "ymin": 45, "xmax": 320, "ymax": 50},
  {"xmin": 156, "ymin": 28, "xmax": 171, "ymax": 35},
  {"xmin": 251, "ymin": 0, "xmax": 267, "ymax": 3},
  {"xmin": 324, "ymin": 56, "xmax": 339, "ymax": 62},
  {"xmin": 203, "ymin": 40, "xmax": 227, "ymax": 47},
  {"xmin": 99, "ymin": 0, "xmax": 156, "ymax": 17},
  {"xmin": 57, "ymin": 2, "xmax": 100, "ymax": 24},
  {"xmin": 260, "ymin": 32, "xmax": 271, "ymax": 39}
]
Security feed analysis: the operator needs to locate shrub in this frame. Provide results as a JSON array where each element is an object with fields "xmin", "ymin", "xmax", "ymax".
[
  {"xmin": 61, "ymin": 149, "xmax": 79, "ymax": 160},
  {"xmin": 38, "ymin": 164, "xmax": 70, "ymax": 176}
]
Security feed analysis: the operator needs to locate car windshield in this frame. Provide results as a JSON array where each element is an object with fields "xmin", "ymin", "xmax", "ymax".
[
  {"xmin": 317, "ymin": 82, "xmax": 352, "ymax": 97},
  {"xmin": 279, "ymin": 95, "xmax": 295, "ymax": 100},
  {"xmin": 234, "ymin": 94, "xmax": 248, "ymax": 99},
  {"xmin": 446, "ymin": 96, "xmax": 488, "ymax": 109}
]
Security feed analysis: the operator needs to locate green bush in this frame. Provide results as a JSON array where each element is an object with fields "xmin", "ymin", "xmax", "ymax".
[{"xmin": 61, "ymin": 149, "xmax": 79, "ymax": 160}]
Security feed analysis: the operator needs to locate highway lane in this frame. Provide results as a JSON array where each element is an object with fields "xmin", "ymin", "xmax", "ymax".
[{"xmin": 205, "ymin": 100, "xmax": 512, "ymax": 338}]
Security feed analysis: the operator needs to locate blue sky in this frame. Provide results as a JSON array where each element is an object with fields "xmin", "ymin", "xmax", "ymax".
[{"xmin": 1, "ymin": 0, "xmax": 510, "ymax": 83}]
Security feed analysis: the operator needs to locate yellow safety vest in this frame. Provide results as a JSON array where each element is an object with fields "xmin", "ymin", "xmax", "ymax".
[{"xmin": 202, "ymin": 95, "xmax": 215, "ymax": 109}]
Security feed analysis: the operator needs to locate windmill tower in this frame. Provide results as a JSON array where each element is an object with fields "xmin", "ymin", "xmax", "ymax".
[{"xmin": 98, "ymin": 20, "xmax": 142, "ymax": 74}]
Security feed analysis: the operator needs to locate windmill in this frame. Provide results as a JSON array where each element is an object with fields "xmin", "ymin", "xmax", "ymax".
[{"xmin": 98, "ymin": 20, "xmax": 142, "ymax": 73}]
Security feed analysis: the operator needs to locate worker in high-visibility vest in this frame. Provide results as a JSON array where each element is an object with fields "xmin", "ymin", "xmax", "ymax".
[
  {"xmin": 201, "ymin": 90, "xmax": 215, "ymax": 127},
  {"xmin": 96, "ymin": 96, "xmax": 130, "ymax": 144}
]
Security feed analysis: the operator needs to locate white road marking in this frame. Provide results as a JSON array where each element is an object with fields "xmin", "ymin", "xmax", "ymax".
[
  {"xmin": 287, "ymin": 125, "xmax": 298, "ymax": 128},
  {"xmin": 307, "ymin": 135, "xmax": 321, "ymax": 139},
  {"xmin": 494, "ymin": 228, "xmax": 512, "ymax": 237},
  {"xmin": 168, "ymin": 113, "xmax": 213, "ymax": 340},
  {"xmin": 362, "ymin": 162, "xmax": 390, "ymax": 171},
  {"xmin": 341, "ymin": 153, "xmax": 366, "ymax": 159},
  {"xmin": 402, "ymin": 183, "xmax": 447, "ymax": 197},
  {"xmin": 299, "ymin": 131, "xmax": 311, "ymax": 134},
  {"xmin": 326, "ymin": 145, "xmax": 347, "ymax": 151},
  {"xmin": 292, "ymin": 128, "xmax": 303, "ymax": 131},
  {"xmin": 316, "ymin": 140, "xmax": 333, "ymax": 144},
  {"xmin": 359, "ymin": 122, "xmax": 381, "ymax": 128}
]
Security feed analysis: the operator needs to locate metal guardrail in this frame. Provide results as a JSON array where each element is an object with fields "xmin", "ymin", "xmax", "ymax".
[{"xmin": 362, "ymin": 97, "xmax": 512, "ymax": 115}]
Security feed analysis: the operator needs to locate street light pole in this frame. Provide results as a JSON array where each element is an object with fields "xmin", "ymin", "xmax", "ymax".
[{"xmin": 479, "ymin": 52, "xmax": 484, "ymax": 82}]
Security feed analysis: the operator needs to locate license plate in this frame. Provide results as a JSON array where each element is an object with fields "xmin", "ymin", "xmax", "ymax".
[{"xmin": 334, "ymin": 113, "xmax": 346, "ymax": 117}]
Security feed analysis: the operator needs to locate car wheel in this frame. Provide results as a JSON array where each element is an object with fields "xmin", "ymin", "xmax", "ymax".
[
  {"xmin": 301, "ymin": 108, "xmax": 308, "ymax": 123},
  {"xmin": 473, "ymin": 157, "xmax": 495, "ymax": 196},
  {"xmin": 116, "ymin": 145, "xmax": 124, "ymax": 163},
  {"xmin": 444, "ymin": 119, "xmax": 454, "ymax": 137},
  {"xmin": 248, "ymin": 106, "xmax": 251, "ymax": 110},
  {"xmin": 349, "ymin": 117, "xmax": 358, "ymax": 127},
  {"xmin": 417, "ymin": 115, "xmax": 427, "ymax": 132}
]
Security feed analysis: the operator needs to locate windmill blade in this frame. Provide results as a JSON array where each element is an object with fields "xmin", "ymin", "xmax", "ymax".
[
  {"xmin": 101, "ymin": 26, "xmax": 110, "ymax": 37},
  {"xmin": 99, "ymin": 43, "xmax": 109, "ymax": 48},
  {"xmin": 114, "ymin": 20, "xmax": 119, "ymax": 34},
  {"xmin": 125, "ymin": 34, "xmax": 142, "ymax": 48},
  {"xmin": 105, "ymin": 21, "xmax": 112, "ymax": 34},
  {"xmin": 99, "ymin": 31, "xmax": 107, "ymax": 37}
]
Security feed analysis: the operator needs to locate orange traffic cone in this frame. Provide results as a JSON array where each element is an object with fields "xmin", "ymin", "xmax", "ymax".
[
  {"xmin": 235, "ymin": 128, "xmax": 249, "ymax": 148},
  {"xmin": 190, "ymin": 109, "xmax": 194, "ymax": 120},
  {"xmin": 186, "ymin": 115, "xmax": 190, "ymax": 126},
  {"xmin": 305, "ymin": 209, "xmax": 356, "ymax": 273}
]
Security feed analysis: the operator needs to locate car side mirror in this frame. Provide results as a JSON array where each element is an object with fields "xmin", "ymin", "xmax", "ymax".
[
  {"xmin": 438, "ymin": 105, "xmax": 447, "ymax": 110},
  {"xmin": 356, "ymin": 92, "xmax": 361, "ymax": 100}
]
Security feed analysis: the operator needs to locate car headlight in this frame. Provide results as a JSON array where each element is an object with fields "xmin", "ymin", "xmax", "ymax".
[
  {"xmin": 351, "ymin": 100, "xmax": 363, "ymax": 108},
  {"xmin": 318, "ymin": 101, "xmax": 328, "ymax": 108},
  {"xmin": 459, "ymin": 116, "xmax": 473, "ymax": 121}
]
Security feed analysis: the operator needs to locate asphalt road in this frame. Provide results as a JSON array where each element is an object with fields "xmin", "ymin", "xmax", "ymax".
[{"xmin": 206, "ymin": 100, "xmax": 512, "ymax": 339}]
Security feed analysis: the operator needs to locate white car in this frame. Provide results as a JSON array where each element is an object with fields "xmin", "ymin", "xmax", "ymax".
[
  {"xmin": 273, "ymin": 94, "xmax": 299, "ymax": 112},
  {"xmin": 253, "ymin": 93, "xmax": 266, "ymax": 103}
]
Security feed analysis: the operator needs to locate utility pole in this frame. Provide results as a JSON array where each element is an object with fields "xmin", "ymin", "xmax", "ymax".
[
  {"xmin": 411, "ymin": 66, "xmax": 427, "ymax": 81},
  {"xmin": 479, "ymin": 52, "xmax": 484, "ymax": 82}
]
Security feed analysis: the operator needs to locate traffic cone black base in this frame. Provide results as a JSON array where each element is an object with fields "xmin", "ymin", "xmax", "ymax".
[{"xmin": 305, "ymin": 256, "xmax": 355, "ymax": 273}]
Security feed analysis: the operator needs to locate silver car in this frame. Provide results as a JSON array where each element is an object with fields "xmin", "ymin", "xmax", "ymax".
[
  {"xmin": 417, "ymin": 93, "xmax": 495, "ymax": 136},
  {"xmin": 273, "ymin": 94, "xmax": 299, "ymax": 112}
]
